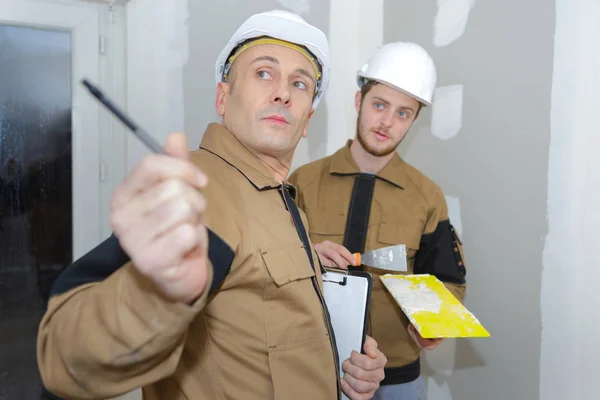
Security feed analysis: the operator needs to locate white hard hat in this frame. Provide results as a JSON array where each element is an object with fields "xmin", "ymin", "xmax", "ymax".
[
  {"xmin": 215, "ymin": 10, "xmax": 330, "ymax": 110},
  {"xmin": 357, "ymin": 42, "xmax": 437, "ymax": 107}
]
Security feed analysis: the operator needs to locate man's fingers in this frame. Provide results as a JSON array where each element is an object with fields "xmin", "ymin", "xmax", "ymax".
[
  {"xmin": 315, "ymin": 244, "xmax": 336, "ymax": 267},
  {"xmin": 342, "ymin": 355, "xmax": 381, "ymax": 381},
  {"xmin": 336, "ymin": 244, "xmax": 358, "ymax": 266},
  {"xmin": 330, "ymin": 251, "xmax": 351, "ymax": 269},
  {"xmin": 340, "ymin": 378, "xmax": 372, "ymax": 400},
  {"xmin": 111, "ymin": 183, "xmax": 206, "ymax": 248},
  {"xmin": 111, "ymin": 154, "xmax": 207, "ymax": 209},
  {"xmin": 317, "ymin": 254, "xmax": 335, "ymax": 268},
  {"xmin": 316, "ymin": 242, "xmax": 353, "ymax": 269},
  {"xmin": 341, "ymin": 372, "xmax": 379, "ymax": 398},
  {"xmin": 363, "ymin": 336, "xmax": 379, "ymax": 359},
  {"xmin": 128, "ymin": 223, "xmax": 199, "ymax": 276},
  {"xmin": 323, "ymin": 241, "xmax": 356, "ymax": 266},
  {"xmin": 112, "ymin": 179, "xmax": 206, "ymax": 230},
  {"xmin": 163, "ymin": 131, "xmax": 190, "ymax": 159},
  {"xmin": 349, "ymin": 350, "xmax": 385, "ymax": 372}
]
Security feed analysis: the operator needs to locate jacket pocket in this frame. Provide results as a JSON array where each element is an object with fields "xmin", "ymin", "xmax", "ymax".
[
  {"xmin": 377, "ymin": 218, "xmax": 422, "ymax": 262},
  {"xmin": 268, "ymin": 336, "xmax": 338, "ymax": 400},
  {"xmin": 260, "ymin": 242, "xmax": 315, "ymax": 287},
  {"xmin": 260, "ymin": 243, "xmax": 336, "ymax": 398},
  {"xmin": 306, "ymin": 210, "xmax": 347, "ymax": 238}
]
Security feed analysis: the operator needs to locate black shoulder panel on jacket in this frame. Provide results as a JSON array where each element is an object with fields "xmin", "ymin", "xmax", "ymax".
[
  {"xmin": 50, "ymin": 229, "xmax": 235, "ymax": 297},
  {"xmin": 414, "ymin": 219, "xmax": 466, "ymax": 284}
]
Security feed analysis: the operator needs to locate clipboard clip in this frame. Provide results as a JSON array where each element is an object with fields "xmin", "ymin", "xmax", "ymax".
[{"xmin": 322, "ymin": 268, "xmax": 349, "ymax": 286}]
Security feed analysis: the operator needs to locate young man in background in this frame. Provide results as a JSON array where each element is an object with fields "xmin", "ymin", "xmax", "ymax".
[{"xmin": 289, "ymin": 42, "xmax": 467, "ymax": 400}]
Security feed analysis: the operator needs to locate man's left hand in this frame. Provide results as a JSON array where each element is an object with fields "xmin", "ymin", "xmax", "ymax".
[
  {"xmin": 341, "ymin": 335, "xmax": 387, "ymax": 399},
  {"xmin": 408, "ymin": 324, "xmax": 444, "ymax": 351}
]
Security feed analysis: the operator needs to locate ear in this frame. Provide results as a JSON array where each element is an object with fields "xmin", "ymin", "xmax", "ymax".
[
  {"xmin": 302, "ymin": 109, "xmax": 315, "ymax": 138},
  {"xmin": 354, "ymin": 91, "xmax": 362, "ymax": 113},
  {"xmin": 215, "ymin": 82, "xmax": 229, "ymax": 116}
]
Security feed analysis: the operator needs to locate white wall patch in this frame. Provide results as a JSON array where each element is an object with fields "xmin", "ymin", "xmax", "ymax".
[
  {"xmin": 433, "ymin": 0, "xmax": 475, "ymax": 47},
  {"xmin": 445, "ymin": 195, "xmax": 463, "ymax": 239},
  {"xmin": 276, "ymin": 0, "xmax": 311, "ymax": 16},
  {"xmin": 431, "ymin": 84, "xmax": 464, "ymax": 140}
]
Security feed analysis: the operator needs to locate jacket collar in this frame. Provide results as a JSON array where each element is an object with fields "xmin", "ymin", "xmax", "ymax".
[
  {"xmin": 329, "ymin": 139, "xmax": 407, "ymax": 189},
  {"xmin": 199, "ymin": 123, "xmax": 296, "ymax": 197}
]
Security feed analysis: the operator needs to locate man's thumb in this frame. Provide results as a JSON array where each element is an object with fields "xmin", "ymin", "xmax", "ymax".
[
  {"xmin": 163, "ymin": 132, "xmax": 189, "ymax": 159},
  {"xmin": 363, "ymin": 335, "xmax": 378, "ymax": 359}
]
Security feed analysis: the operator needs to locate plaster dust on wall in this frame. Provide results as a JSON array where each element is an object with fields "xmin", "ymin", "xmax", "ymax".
[
  {"xmin": 431, "ymin": 84, "xmax": 464, "ymax": 141},
  {"xmin": 445, "ymin": 195, "xmax": 463, "ymax": 238},
  {"xmin": 433, "ymin": 0, "xmax": 475, "ymax": 47}
]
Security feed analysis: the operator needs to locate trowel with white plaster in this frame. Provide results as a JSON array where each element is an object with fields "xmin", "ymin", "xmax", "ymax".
[{"xmin": 353, "ymin": 244, "xmax": 407, "ymax": 272}]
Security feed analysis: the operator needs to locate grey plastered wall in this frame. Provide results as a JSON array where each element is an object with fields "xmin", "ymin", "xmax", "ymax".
[
  {"xmin": 183, "ymin": 1, "xmax": 330, "ymax": 168},
  {"xmin": 383, "ymin": 1, "xmax": 554, "ymax": 399}
]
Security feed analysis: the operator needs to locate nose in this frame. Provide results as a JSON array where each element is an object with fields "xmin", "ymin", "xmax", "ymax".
[
  {"xmin": 271, "ymin": 80, "xmax": 291, "ymax": 106},
  {"xmin": 381, "ymin": 109, "xmax": 394, "ymax": 128}
]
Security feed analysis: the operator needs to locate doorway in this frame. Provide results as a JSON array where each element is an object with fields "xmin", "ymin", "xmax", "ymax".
[{"xmin": 0, "ymin": 1, "xmax": 124, "ymax": 398}]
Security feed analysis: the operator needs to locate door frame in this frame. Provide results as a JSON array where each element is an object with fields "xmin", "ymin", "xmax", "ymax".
[{"xmin": 0, "ymin": 0, "xmax": 119, "ymax": 259}]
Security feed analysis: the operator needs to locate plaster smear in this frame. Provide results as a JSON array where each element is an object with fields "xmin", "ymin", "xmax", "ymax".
[
  {"xmin": 431, "ymin": 84, "xmax": 463, "ymax": 140},
  {"xmin": 383, "ymin": 279, "xmax": 443, "ymax": 316},
  {"xmin": 445, "ymin": 195, "xmax": 463, "ymax": 238},
  {"xmin": 433, "ymin": 0, "xmax": 475, "ymax": 47},
  {"xmin": 276, "ymin": 0, "xmax": 311, "ymax": 16}
]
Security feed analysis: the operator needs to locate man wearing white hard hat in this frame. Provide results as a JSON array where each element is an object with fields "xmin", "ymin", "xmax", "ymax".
[
  {"xmin": 289, "ymin": 42, "xmax": 467, "ymax": 399},
  {"xmin": 37, "ymin": 10, "xmax": 387, "ymax": 400}
]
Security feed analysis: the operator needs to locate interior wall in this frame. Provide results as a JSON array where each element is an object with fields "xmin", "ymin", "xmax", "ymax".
[
  {"xmin": 541, "ymin": 1, "xmax": 600, "ymax": 399},
  {"xmin": 382, "ymin": 1, "xmax": 554, "ymax": 399}
]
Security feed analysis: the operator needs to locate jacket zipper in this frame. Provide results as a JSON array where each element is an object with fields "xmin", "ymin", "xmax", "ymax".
[{"xmin": 281, "ymin": 185, "xmax": 342, "ymax": 400}]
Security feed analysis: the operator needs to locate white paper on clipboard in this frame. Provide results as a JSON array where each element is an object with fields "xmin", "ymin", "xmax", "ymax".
[{"xmin": 322, "ymin": 268, "xmax": 372, "ymax": 399}]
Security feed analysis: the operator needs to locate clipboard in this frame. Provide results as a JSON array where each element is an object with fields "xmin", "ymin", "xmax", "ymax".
[{"xmin": 322, "ymin": 267, "xmax": 372, "ymax": 396}]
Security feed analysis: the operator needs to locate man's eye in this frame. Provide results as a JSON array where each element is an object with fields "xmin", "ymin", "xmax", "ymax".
[
  {"xmin": 257, "ymin": 71, "xmax": 272, "ymax": 79},
  {"xmin": 375, "ymin": 103, "xmax": 384, "ymax": 109},
  {"xmin": 293, "ymin": 81, "xmax": 307, "ymax": 90}
]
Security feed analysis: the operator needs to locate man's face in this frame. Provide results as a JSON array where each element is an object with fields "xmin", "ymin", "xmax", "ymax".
[
  {"xmin": 216, "ymin": 43, "xmax": 316, "ymax": 164},
  {"xmin": 355, "ymin": 82, "xmax": 421, "ymax": 157}
]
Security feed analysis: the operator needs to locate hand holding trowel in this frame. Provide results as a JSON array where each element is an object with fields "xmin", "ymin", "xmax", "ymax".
[
  {"xmin": 352, "ymin": 244, "xmax": 408, "ymax": 272},
  {"xmin": 315, "ymin": 241, "xmax": 408, "ymax": 272}
]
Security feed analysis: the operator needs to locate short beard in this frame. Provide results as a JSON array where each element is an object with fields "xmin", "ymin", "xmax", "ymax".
[{"xmin": 355, "ymin": 110, "xmax": 398, "ymax": 157}]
